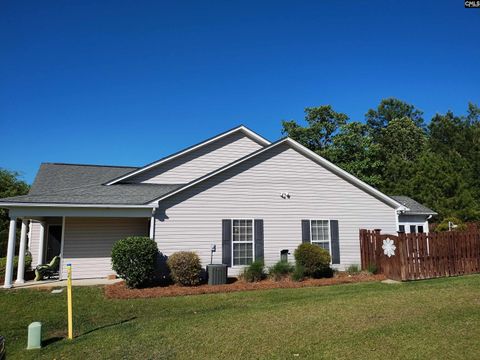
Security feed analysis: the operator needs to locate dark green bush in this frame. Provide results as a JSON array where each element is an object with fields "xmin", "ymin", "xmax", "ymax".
[
  {"xmin": 346, "ymin": 264, "xmax": 360, "ymax": 275},
  {"xmin": 367, "ymin": 263, "xmax": 378, "ymax": 275},
  {"xmin": 434, "ymin": 217, "xmax": 467, "ymax": 232},
  {"xmin": 242, "ymin": 260, "xmax": 266, "ymax": 282},
  {"xmin": 167, "ymin": 251, "xmax": 202, "ymax": 286},
  {"xmin": 111, "ymin": 236, "xmax": 158, "ymax": 288},
  {"xmin": 0, "ymin": 254, "xmax": 32, "ymax": 277},
  {"xmin": 268, "ymin": 261, "xmax": 295, "ymax": 281},
  {"xmin": 291, "ymin": 264, "xmax": 305, "ymax": 282},
  {"xmin": 294, "ymin": 243, "xmax": 331, "ymax": 278}
]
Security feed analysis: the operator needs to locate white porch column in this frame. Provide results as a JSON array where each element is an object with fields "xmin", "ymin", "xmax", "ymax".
[
  {"xmin": 37, "ymin": 221, "xmax": 46, "ymax": 266},
  {"xmin": 3, "ymin": 216, "xmax": 17, "ymax": 289},
  {"xmin": 15, "ymin": 219, "xmax": 29, "ymax": 284}
]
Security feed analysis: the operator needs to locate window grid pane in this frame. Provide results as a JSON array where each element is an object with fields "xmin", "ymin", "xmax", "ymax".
[
  {"xmin": 233, "ymin": 219, "xmax": 254, "ymax": 265},
  {"xmin": 311, "ymin": 220, "xmax": 330, "ymax": 253}
]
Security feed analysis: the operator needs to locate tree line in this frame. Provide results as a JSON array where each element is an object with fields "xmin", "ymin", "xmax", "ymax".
[{"xmin": 282, "ymin": 98, "xmax": 480, "ymax": 221}]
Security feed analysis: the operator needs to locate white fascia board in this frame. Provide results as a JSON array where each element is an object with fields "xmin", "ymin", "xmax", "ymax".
[
  {"xmin": 0, "ymin": 202, "xmax": 156, "ymax": 209},
  {"xmin": 149, "ymin": 137, "xmax": 408, "ymax": 211},
  {"xmin": 105, "ymin": 125, "xmax": 271, "ymax": 186}
]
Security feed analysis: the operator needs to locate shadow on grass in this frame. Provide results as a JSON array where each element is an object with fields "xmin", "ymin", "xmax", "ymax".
[
  {"xmin": 42, "ymin": 336, "xmax": 63, "ymax": 347},
  {"xmin": 76, "ymin": 317, "xmax": 137, "ymax": 338},
  {"xmin": 41, "ymin": 317, "xmax": 138, "ymax": 346}
]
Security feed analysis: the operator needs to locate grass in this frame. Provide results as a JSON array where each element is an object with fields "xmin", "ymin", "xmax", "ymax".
[{"xmin": 1, "ymin": 275, "xmax": 480, "ymax": 359}]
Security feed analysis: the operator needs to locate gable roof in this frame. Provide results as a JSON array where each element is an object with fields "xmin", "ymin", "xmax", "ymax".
[
  {"xmin": 390, "ymin": 196, "xmax": 437, "ymax": 215},
  {"xmin": 148, "ymin": 137, "xmax": 408, "ymax": 210},
  {"xmin": 104, "ymin": 125, "xmax": 271, "ymax": 185},
  {"xmin": 0, "ymin": 163, "xmax": 182, "ymax": 207}
]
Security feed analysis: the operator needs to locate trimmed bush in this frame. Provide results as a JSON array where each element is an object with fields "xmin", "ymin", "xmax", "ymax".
[
  {"xmin": 167, "ymin": 251, "xmax": 202, "ymax": 286},
  {"xmin": 242, "ymin": 260, "xmax": 266, "ymax": 282},
  {"xmin": 269, "ymin": 261, "xmax": 294, "ymax": 281},
  {"xmin": 0, "ymin": 254, "xmax": 32, "ymax": 277},
  {"xmin": 294, "ymin": 243, "xmax": 331, "ymax": 279},
  {"xmin": 111, "ymin": 236, "xmax": 158, "ymax": 288},
  {"xmin": 346, "ymin": 264, "xmax": 360, "ymax": 275},
  {"xmin": 291, "ymin": 264, "xmax": 305, "ymax": 282}
]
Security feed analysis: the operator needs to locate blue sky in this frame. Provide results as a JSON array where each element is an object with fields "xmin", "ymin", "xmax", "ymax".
[{"xmin": 1, "ymin": 1, "xmax": 479, "ymax": 183}]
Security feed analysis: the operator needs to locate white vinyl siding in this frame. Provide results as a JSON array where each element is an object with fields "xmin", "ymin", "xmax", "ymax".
[
  {"xmin": 28, "ymin": 221, "xmax": 43, "ymax": 267},
  {"xmin": 61, "ymin": 217, "xmax": 149, "ymax": 279},
  {"xmin": 154, "ymin": 143, "xmax": 397, "ymax": 275},
  {"xmin": 128, "ymin": 132, "xmax": 263, "ymax": 184}
]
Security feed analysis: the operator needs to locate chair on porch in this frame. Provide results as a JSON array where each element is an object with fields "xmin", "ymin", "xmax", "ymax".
[{"xmin": 34, "ymin": 256, "xmax": 60, "ymax": 281}]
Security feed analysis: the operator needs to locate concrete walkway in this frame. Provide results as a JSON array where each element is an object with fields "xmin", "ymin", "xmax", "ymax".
[{"xmin": 7, "ymin": 278, "xmax": 122, "ymax": 289}]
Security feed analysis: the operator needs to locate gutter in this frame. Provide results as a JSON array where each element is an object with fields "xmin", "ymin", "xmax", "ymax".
[{"xmin": 0, "ymin": 202, "xmax": 158, "ymax": 209}]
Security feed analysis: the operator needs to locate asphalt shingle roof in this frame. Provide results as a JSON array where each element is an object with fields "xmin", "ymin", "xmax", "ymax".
[
  {"xmin": 390, "ymin": 196, "xmax": 437, "ymax": 215},
  {"xmin": 0, "ymin": 163, "xmax": 184, "ymax": 205}
]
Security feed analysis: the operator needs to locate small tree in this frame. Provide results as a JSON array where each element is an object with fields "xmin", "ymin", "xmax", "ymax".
[
  {"xmin": 111, "ymin": 236, "xmax": 158, "ymax": 288},
  {"xmin": 167, "ymin": 251, "xmax": 202, "ymax": 286}
]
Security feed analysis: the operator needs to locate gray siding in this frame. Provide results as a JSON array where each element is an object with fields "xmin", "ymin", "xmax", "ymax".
[
  {"xmin": 129, "ymin": 132, "xmax": 263, "ymax": 184},
  {"xmin": 154, "ymin": 143, "xmax": 397, "ymax": 275},
  {"xmin": 62, "ymin": 217, "xmax": 149, "ymax": 279}
]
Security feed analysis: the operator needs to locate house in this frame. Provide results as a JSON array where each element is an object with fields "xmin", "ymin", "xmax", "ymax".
[
  {"xmin": 0, "ymin": 125, "xmax": 436, "ymax": 288},
  {"xmin": 391, "ymin": 196, "xmax": 437, "ymax": 234}
]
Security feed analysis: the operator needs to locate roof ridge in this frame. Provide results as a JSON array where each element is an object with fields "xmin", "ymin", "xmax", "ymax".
[{"xmin": 43, "ymin": 162, "xmax": 138, "ymax": 169}]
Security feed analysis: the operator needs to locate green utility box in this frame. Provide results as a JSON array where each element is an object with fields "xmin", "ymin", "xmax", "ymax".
[
  {"xmin": 27, "ymin": 322, "xmax": 42, "ymax": 350},
  {"xmin": 207, "ymin": 264, "xmax": 227, "ymax": 285}
]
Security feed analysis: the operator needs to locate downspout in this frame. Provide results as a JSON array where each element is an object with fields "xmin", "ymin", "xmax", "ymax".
[{"xmin": 149, "ymin": 208, "xmax": 156, "ymax": 240}]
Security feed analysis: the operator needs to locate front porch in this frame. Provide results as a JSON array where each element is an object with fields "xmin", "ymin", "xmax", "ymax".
[{"xmin": 3, "ymin": 205, "xmax": 155, "ymax": 289}]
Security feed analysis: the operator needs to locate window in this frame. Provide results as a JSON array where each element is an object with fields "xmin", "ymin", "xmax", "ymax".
[
  {"xmin": 232, "ymin": 219, "xmax": 254, "ymax": 266},
  {"xmin": 418, "ymin": 225, "xmax": 424, "ymax": 233},
  {"xmin": 399, "ymin": 225, "xmax": 405, "ymax": 233},
  {"xmin": 310, "ymin": 220, "xmax": 330, "ymax": 252},
  {"xmin": 410, "ymin": 225, "xmax": 417, "ymax": 233}
]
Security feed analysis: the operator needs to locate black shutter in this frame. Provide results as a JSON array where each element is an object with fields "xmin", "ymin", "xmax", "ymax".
[
  {"xmin": 254, "ymin": 219, "xmax": 264, "ymax": 262},
  {"xmin": 222, "ymin": 219, "xmax": 232, "ymax": 267},
  {"xmin": 330, "ymin": 220, "xmax": 340, "ymax": 264},
  {"xmin": 301, "ymin": 220, "xmax": 310, "ymax": 243}
]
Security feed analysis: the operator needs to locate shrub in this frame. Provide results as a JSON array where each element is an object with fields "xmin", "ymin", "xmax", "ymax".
[
  {"xmin": 268, "ymin": 261, "xmax": 295, "ymax": 281},
  {"xmin": 0, "ymin": 254, "xmax": 32, "ymax": 277},
  {"xmin": 294, "ymin": 243, "xmax": 331, "ymax": 278},
  {"xmin": 434, "ymin": 217, "xmax": 467, "ymax": 232},
  {"xmin": 291, "ymin": 264, "xmax": 305, "ymax": 282},
  {"xmin": 111, "ymin": 236, "xmax": 158, "ymax": 288},
  {"xmin": 346, "ymin": 264, "xmax": 360, "ymax": 275},
  {"xmin": 167, "ymin": 251, "xmax": 202, "ymax": 286},
  {"xmin": 367, "ymin": 263, "xmax": 378, "ymax": 275},
  {"xmin": 242, "ymin": 260, "xmax": 266, "ymax": 282}
]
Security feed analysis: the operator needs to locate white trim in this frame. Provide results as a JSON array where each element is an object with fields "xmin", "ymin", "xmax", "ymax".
[
  {"xmin": 105, "ymin": 126, "xmax": 271, "ymax": 185},
  {"xmin": 0, "ymin": 202, "xmax": 156, "ymax": 209},
  {"xmin": 27, "ymin": 218, "xmax": 32, "ymax": 251},
  {"xmin": 59, "ymin": 216, "xmax": 66, "ymax": 280},
  {"xmin": 231, "ymin": 218, "xmax": 255, "ymax": 267},
  {"xmin": 37, "ymin": 222, "xmax": 46, "ymax": 266},
  {"xmin": 150, "ymin": 138, "xmax": 409, "ymax": 211}
]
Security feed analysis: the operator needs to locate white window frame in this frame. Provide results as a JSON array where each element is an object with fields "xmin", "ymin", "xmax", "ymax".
[
  {"xmin": 310, "ymin": 219, "xmax": 331, "ymax": 254},
  {"xmin": 231, "ymin": 219, "xmax": 255, "ymax": 267}
]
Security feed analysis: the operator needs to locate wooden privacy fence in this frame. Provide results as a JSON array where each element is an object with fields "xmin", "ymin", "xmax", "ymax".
[{"xmin": 359, "ymin": 229, "xmax": 480, "ymax": 281}]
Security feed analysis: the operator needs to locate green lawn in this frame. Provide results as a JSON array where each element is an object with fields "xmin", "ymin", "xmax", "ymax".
[{"xmin": 1, "ymin": 275, "xmax": 480, "ymax": 359}]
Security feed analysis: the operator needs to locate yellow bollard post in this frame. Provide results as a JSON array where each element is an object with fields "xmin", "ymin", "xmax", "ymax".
[{"xmin": 67, "ymin": 263, "xmax": 73, "ymax": 340}]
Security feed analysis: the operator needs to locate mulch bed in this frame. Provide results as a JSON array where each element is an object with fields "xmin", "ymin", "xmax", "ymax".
[{"xmin": 104, "ymin": 273, "xmax": 386, "ymax": 299}]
